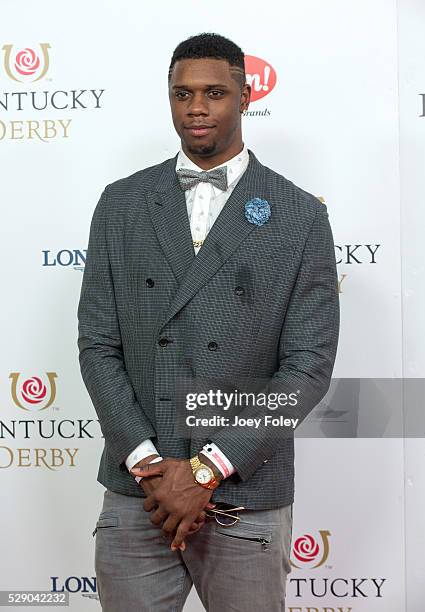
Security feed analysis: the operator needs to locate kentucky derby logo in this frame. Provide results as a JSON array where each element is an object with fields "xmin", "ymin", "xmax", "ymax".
[
  {"xmin": 2, "ymin": 43, "xmax": 51, "ymax": 82},
  {"xmin": 9, "ymin": 372, "xmax": 57, "ymax": 411},
  {"xmin": 244, "ymin": 55, "xmax": 277, "ymax": 102},
  {"xmin": 290, "ymin": 530, "xmax": 331, "ymax": 569}
]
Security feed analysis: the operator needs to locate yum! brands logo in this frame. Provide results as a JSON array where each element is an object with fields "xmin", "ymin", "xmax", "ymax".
[
  {"xmin": 245, "ymin": 55, "xmax": 277, "ymax": 102},
  {"xmin": 2, "ymin": 43, "xmax": 51, "ymax": 82},
  {"xmin": 243, "ymin": 55, "xmax": 276, "ymax": 118},
  {"xmin": 290, "ymin": 530, "xmax": 331, "ymax": 569},
  {"xmin": 9, "ymin": 372, "xmax": 58, "ymax": 411}
]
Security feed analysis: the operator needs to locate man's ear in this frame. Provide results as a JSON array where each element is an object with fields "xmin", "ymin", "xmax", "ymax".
[{"xmin": 241, "ymin": 83, "xmax": 251, "ymax": 112}]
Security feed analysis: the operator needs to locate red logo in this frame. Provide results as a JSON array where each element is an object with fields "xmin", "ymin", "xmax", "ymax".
[
  {"xmin": 293, "ymin": 534, "xmax": 320, "ymax": 563},
  {"xmin": 15, "ymin": 48, "xmax": 40, "ymax": 76},
  {"xmin": 244, "ymin": 55, "xmax": 277, "ymax": 102},
  {"xmin": 21, "ymin": 376, "xmax": 47, "ymax": 404},
  {"xmin": 290, "ymin": 530, "xmax": 331, "ymax": 569}
]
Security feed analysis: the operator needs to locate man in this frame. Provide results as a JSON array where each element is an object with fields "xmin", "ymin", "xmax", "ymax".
[{"xmin": 78, "ymin": 32, "xmax": 339, "ymax": 612}]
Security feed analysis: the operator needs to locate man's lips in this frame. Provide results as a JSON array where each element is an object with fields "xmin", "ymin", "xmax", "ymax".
[{"xmin": 185, "ymin": 126, "xmax": 215, "ymax": 137}]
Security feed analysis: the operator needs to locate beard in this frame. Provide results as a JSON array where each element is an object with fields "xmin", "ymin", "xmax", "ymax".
[{"xmin": 185, "ymin": 140, "xmax": 217, "ymax": 157}]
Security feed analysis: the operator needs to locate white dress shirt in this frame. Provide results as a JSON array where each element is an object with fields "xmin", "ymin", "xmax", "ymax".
[{"xmin": 126, "ymin": 143, "xmax": 250, "ymax": 480}]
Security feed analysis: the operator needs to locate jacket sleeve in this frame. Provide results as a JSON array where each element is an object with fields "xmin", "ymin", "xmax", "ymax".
[
  {"xmin": 209, "ymin": 202, "xmax": 340, "ymax": 481},
  {"xmin": 77, "ymin": 185, "xmax": 156, "ymax": 469}
]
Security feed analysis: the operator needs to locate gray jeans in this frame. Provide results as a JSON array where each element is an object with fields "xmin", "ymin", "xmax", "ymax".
[{"xmin": 93, "ymin": 489, "xmax": 292, "ymax": 612}]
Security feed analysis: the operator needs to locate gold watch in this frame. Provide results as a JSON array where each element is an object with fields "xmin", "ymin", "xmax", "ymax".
[{"xmin": 190, "ymin": 455, "xmax": 220, "ymax": 490}]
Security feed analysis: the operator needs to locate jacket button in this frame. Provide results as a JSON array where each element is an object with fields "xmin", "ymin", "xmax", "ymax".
[
  {"xmin": 235, "ymin": 286, "xmax": 245, "ymax": 296},
  {"xmin": 158, "ymin": 337, "xmax": 169, "ymax": 347},
  {"xmin": 208, "ymin": 341, "xmax": 218, "ymax": 351},
  {"xmin": 146, "ymin": 278, "xmax": 155, "ymax": 288}
]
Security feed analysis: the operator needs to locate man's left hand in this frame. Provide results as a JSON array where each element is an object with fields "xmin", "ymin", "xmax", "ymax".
[{"xmin": 130, "ymin": 458, "xmax": 216, "ymax": 551}]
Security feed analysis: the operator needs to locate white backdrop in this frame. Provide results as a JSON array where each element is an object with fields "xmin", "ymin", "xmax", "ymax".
[{"xmin": 0, "ymin": 0, "xmax": 423, "ymax": 610}]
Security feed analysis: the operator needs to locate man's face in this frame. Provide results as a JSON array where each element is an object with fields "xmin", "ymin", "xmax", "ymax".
[{"xmin": 168, "ymin": 58, "xmax": 251, "ymax": 168}]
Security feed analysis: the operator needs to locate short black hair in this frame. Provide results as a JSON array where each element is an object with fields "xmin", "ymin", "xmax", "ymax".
[{"xmin": 168, "ymin": 32, "xmax": 245, "ymax": 90}]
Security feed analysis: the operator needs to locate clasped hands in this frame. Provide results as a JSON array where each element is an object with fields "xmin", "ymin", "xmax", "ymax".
[{"xmin": 130, "ymin": 456, "xmax": 216, "ymax": 552}]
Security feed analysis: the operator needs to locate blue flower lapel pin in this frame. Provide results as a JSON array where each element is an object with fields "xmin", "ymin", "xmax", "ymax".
[{"xmin": 244, "ymin": 197, "xmax": 271, "ymax": 226}]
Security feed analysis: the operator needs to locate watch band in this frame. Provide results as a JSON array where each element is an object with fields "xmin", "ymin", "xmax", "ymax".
[{"xmin": 189, "ymin": 455, "xmax": 203, "ymax": 472}]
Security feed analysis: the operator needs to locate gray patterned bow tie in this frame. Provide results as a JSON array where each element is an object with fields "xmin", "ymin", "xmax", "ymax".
[{"xmin": 176, "ymin": 166, "xmax": 228, "ymax": 192}]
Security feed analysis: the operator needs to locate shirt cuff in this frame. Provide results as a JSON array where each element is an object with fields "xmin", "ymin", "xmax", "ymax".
[
  {"xmin": 125, "ymin": 439, "xmax": 159, "ymax": 471},
  {"xmin": 201, "ymin": 442, "xmax": 236, "ymax": 479}
]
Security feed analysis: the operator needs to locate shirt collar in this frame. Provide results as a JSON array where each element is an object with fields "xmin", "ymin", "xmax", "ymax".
[{"xmin": 175, "ymin": 143, "xmax": 249, "ymax": 191}]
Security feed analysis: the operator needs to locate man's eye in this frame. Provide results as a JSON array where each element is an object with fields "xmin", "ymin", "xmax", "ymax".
[
  {"xmin": 176, "ymin": 92, "xmax": 189, "ymax": 99},
  {"xmin": 209, "ymin": 91, "xmax": 223, "ymax": 97}
]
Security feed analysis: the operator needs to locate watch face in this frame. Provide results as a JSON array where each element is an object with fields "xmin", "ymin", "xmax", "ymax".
[{"xmin": 195, "ymin": 467, "xmax": 212, "ymax": 484}]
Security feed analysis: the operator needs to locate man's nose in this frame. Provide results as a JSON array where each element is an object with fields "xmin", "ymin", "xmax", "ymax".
[{"xmin": 187, "ymin": 92, "xmax": 208, "ymax": 115}]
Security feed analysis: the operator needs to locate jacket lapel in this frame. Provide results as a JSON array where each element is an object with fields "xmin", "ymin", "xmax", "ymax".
[
  {"xmin": 146, "ymin": 158, "xmax": 195, "ymax": 286},
  {"xmin": 147, "ymin": 149, "xmax": 270, "ymax": 333}
]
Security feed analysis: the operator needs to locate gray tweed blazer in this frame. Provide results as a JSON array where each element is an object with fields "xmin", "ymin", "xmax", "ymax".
[{"xmin": 77, "ymin": 149, "xmax": 339, "ymax": 509}]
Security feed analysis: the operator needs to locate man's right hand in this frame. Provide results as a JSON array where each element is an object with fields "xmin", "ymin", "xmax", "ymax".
[{"xmin": 132, "ymin": 454, "xmax": 212, "ymax": 539}]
